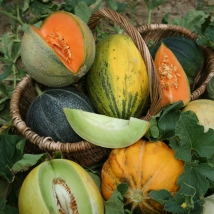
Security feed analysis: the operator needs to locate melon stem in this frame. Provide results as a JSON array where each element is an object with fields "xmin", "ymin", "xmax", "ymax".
[{"xmin": 35, "ymin": 83, "xmax": 43, "ymax": 96}]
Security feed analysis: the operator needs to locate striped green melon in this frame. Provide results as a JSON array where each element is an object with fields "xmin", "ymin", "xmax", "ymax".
[
  {"xmin": 86, "ymin": 34, "xmax": 149, "ymax": 119},
  {"xmin": 21, "ymin": 11, "xmax": 95, "ymax": 87}
]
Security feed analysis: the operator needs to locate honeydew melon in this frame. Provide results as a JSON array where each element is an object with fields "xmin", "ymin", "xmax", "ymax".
[
  {"xmin": 63, "ymin": 108, "xmax": 150, "ymax": 148},
  {"xmin": 18, "ymin": 159, "xmax": 104, "ymax": 214}
]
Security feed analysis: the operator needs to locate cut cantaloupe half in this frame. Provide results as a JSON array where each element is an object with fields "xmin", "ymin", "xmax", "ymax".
[
  {"xmin": 21, "ymin": 11, "xmax": 95, "ymax": 87},
  {"xmin": 154, "ymin": 42, "xmax": 191, "ymax": 108},
  {"xmin": 34, "ymin": 11, "xmax": 86, "ymax": 73}
]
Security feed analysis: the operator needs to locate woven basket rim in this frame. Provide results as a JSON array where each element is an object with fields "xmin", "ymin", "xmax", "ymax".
[{"xmin": 10, "ymin": 73, "xmax": 102, "ymax": 152}]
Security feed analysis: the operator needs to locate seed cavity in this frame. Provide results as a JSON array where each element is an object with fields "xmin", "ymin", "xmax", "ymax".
[
  {"xmin": 52, "ymin": 178, "xmax": 79, "ymax": 214},
  {"xmin": 158, "ymin": 53, "xmax": 180, "ymax": 90},
  {"xmin": 46, "ymin": 32, "xmax": 72, "ymax": 63}
]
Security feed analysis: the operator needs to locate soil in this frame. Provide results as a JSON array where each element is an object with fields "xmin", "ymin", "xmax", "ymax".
[{"xmin": 0, "ymin": 1, "xmax": 199, "ymax": 37}]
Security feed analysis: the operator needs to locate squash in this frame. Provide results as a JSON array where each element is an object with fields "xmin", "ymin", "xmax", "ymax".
[
  {"xmin": 86, "ymin": 34, "xmax": 149, "ymax": 119},
  {"xmin": 18, "ymin": 159, "xmax": 104, "ymax": 214},
  {"xmin": 21, "ymin": 11, "xmax": 95, "ymax": 87},
  {"xmin": 101, "ymin": 139, "xmax": 184, "ymax": 214},
  {"xmin": 26, "ymin": 86, "xmax": 95, "ymax": 143},
  {"xmin": 150, "ymin": 36, "xmax": 204, "ymax": 89},
  {"xmin": 182, "ymin": 99, "xmax": 214, "ymax": 133},
  {"xmin": 154, "ymin": 43, "xmax": 191, "ymax": 108}
]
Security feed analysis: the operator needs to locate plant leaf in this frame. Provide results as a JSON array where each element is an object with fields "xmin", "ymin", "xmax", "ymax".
[
  {"xmin": 0, "ymin": 135, "xmax": 25, "ymax": 182},
  {"xmin": 170, "ymin": 111, "xmax": 214, "ymax": 162},
  {"xmin": 146, "ymin": 101, "xmax": 183, "ymax": 141},
  {"xmin": 75, "ymin": 1, "xmax": 91, "ymax": 23},
  {"xmin": 149, "ymin": 189, "xmax": 173, "ymax": 206},
  {"xmin": 144, "ymin": 0, "xmax": 168, "ymax": 10},
  {"xmin": 170, "ymin": 9, "xmax": 208, "ymax": 32},
  {"xmin": 177, "ymin": 161, "xmax": 214, "ymax": 197},
  {"xmin": 11, "ymin": 153, "xmax": 47, "ymax": 174},
  {"xmin": 104, "ymin": 183, "xmax": 129, "ymax": 214}
]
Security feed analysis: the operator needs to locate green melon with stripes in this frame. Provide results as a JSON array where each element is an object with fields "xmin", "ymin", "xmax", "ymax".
[{"xmin": 86, "ymin": 34, "xmax": 149, "ymax": 119}]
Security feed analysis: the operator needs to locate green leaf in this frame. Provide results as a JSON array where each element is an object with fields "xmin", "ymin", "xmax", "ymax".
[
  {"xmin": 149, "ymin": 189, "xmax": 173, "ymax": 205},
  {"xmin": 170, "ymin": 111, "xmax": 214, "ymax": 162},
  {"xmin": 0, "ymin": 64, "xmax": 13, "ymax": 82},
  {"xmin": 177, "ymin": 162, "xmax": 214, "ymax": 197},
  {"xmin": 22, "ymin": 0, "xmax": 30, "ymax": 12},
  {"xmin": 146, "ymin": 101, "xmax": 183, "ymax": 141},
  {"xmin": 170, "ymin": 9, "xmax": 208, "ymax": 32},
  {"xmin": 0, "ymin": 198, "xmax": 6, "ymax": 213},
  {"xmin": 0, "ymin": 177, "xmax": 11, "ymax": 199},
  {"xmin": 104, "ymin": 183, "xmax": 129, "ymax": 214},
  {"xmin": 0, "ymin": 33, "xmax": 14, "ymax": 56},
  {"xmin": 196, "ymin": 19, "xmax": 214, "ymax": 50},
  {"xmin": 144, "ymin": 0, "xmax": 168, "ymax": 10},
  {"xmin": 11, "ymin": 153, "xmax": 47, "ymax": 174},
  {"xmin": 0, "ymin": 135, "xmax": 25, "ymax": 182},
  {"xmin": 30, "ymin": 1, "xmax": 54, "ymax": 17},
  {"xmin": 74, "ymin": 1, "xmax": 91, "ymax": 23}
]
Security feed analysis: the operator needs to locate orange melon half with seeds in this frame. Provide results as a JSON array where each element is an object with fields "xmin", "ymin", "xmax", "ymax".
[
  {"xmin": 154, "ymin": 43, "xmax": 191, "ymax": 108},
  {"xmin": 21, "ymin": 11, "xmax": 95, "ymax": 87}
]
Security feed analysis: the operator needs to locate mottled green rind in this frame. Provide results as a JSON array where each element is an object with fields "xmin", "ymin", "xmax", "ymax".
[
  {"xmin": 21, "ymin": 11, "xmax": 95, "ymax": 87},
  {"xmin": 18, "ymin": 159, "xmax": 104, "ymax": 214},
  {"xmin": 150, "ymin": 36, "xmax": 204, "ymax": 88},
  {"xmin": 26, "ymin": 87, "xmax": 95, "ymax": 143},
  {"xmin": 63, "ymin": 108, "xmax": 150, "ymax": 148},
  {"xmin": 86, "ymin": 34, "xmax": 149, "ymax": 119}
]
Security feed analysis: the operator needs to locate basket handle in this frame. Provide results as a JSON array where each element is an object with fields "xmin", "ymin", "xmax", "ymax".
[{"xmin": 88, "ymin": 8, "xmax": 162, "ymax": 120}]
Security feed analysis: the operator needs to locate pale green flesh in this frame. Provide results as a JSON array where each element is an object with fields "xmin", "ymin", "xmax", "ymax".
[
  {"xmin": 39, "ymin": 159, "xmax": 97, "ymax": 214},
  {"xmin": 63, "ymin": 108, "xmax": 150, "ymax": 148}
]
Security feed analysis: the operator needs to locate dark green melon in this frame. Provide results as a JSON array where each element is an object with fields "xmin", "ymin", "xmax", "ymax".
[
  {"xmin": 206, "ymin": 76, "xmax": 214, "ymax": 100},
  {"xmin": 26, "ymin": 87, "xmax": 95, "ymax": 143},
  {"xmin": 150, "ymin": 36, "xmax": 205, "ymax": 88}
]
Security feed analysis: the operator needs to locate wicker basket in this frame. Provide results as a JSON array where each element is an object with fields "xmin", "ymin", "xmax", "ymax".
[
  {"xmin": 10, "ymin": 8, "xmax": 161, "ymax": 167},
  {"xmin": 137, "ymin": 24, "xmax": 214, "ymax": 100}
]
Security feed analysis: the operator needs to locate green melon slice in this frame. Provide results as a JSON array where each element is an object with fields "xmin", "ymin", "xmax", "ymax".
[{"xmin": 63, "ymin": 108, "xmax": 150, "ymax": 148}]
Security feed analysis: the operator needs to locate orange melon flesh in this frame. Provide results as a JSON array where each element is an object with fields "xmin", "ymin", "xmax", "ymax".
[
  {"xmin": 154, "ymin": 43, "xmax": 191, "ymax": 107},
  {"xmin": 33, "ymin": 11, "xmax": 85, "ymax": 74}
]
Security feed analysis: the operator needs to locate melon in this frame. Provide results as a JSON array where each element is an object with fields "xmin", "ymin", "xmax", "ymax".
[
  {"xmin": 150, "ymin": 36, "xmax": 204, "ymax": 89},
  {"xmin": 21, "ymin": 11, "xmax": 95, "ymax": 87},
  {"xmin": 18, "ymin": 159, "xmax": 104, "ymax": 214},
  {"xmin": 63, "ymin": 108, "xmax": 150, "ymax": 148},
  {"xmin": 182, "ymin": 99, "xmax": 214, "ymax": 132},
  {"xmin": 154, "ymin": 43, "xmax": 191, "ymax": 108},
  {"xmin": 86, "ymin": 34, "xmax": 149, "ymax": 119},
  {"xmin": 26, "ymin": 87, "xmax": 95, "ymax": 143}
]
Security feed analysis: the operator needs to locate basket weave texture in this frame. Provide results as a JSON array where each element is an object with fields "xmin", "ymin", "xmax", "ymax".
[{"xmin": 10, "ymin": 9, "xmax": 214, "ymax": 167}]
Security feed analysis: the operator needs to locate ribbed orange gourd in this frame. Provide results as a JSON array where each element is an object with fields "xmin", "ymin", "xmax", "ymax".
[
  {"xmin": 101, "ymin": 139, "xmax": 184, "ymax": 214},
  {"xmin": 154, "ymin": 43, "xmax": 191, "ymax": 108}
]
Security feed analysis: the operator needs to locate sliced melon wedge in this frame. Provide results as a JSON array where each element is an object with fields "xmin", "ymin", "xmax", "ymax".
[{"xmin": 63, "ymin": 108, "xmax": 150, "ymax": 148}]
